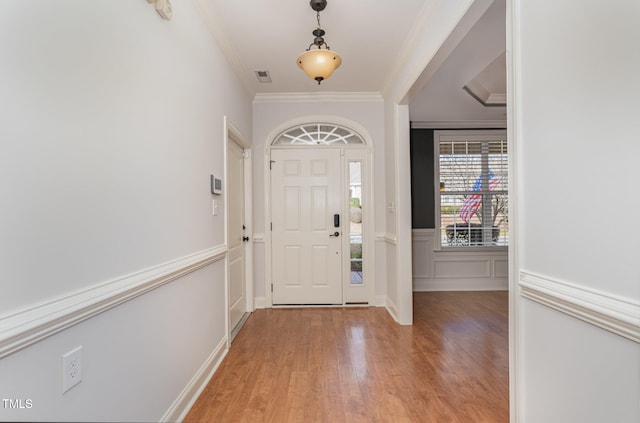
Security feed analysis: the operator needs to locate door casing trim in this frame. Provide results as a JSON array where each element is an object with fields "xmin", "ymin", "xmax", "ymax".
[
  {"xmin": 264, "ymin": 115, "xmax": 375, "ymax": 307},
  {"xmin": 224, "ymin": 116, "xmax": 253, "ymax": 348}
]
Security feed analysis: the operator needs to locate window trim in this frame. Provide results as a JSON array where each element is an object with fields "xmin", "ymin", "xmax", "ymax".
[
  {"xmin": 272, "ymin": 123, "xmax": 365, "ymax": 146},
  {"xmin": 434, "ymin": 129, "xmax": 508, "ymax": 251}
]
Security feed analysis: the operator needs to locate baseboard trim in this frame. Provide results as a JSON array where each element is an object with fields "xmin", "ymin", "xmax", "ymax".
[
  {"xmin": 0, "ymin": 246, "xmax": 227, "ymax": 359},
  {"xmin": 254, "ymin": 297, "xmax": 267, "ymax": 309},
  {"xmin": 519, "ymin": 271, "xmax": 640, "ymax": 344},
  {"xmin": 161, "ymin": 337, "xmax": 228, "ymax": 423},
  {"xmin": 385, "ymin": 298, "xmax": 399, "ymax": 323}
]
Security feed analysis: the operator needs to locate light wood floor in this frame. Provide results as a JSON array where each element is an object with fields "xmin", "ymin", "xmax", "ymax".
[{"xmin": 184, "ymin": 291, "xmax": 509, "ymax": 422}]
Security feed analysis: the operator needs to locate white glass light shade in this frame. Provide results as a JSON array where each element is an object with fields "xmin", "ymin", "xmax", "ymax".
[{"xmin": 296, "ymin": 49, "xmax": 342, "ymax": 83}]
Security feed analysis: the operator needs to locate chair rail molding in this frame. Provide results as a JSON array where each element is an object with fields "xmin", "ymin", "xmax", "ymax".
[
  {"xmin": 376, "ymin": 233, "xmax": 397, "ymax": 245},
  {"xmin": 519, "ymin": 271, "xmax": 640, "ymax": 343},
  {"xmin": 0, "ymin": 245, "xmax": 228, "ymax": 359}
]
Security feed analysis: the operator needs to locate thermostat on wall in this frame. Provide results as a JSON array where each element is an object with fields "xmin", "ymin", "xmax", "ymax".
[{"xmin": 211, "ymin": 175, "xmax": 222, "ymax": 195}]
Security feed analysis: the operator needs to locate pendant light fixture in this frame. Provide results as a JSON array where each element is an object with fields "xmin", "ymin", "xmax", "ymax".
[{"xmin": 297, "ymin": 0, "xmax": 342, "ymax": 85}]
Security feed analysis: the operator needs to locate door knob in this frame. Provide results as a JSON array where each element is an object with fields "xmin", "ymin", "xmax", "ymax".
[{"xmin": 329, "ymin": 231, "xmax": 340, "ymax": 237}]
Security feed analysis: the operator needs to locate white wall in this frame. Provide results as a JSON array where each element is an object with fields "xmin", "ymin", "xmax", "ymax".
[
  {"xmin": 511, "ymin": 0, "xmax": 640, "ymax": 421},
  {"xmin": 251, "ymin": 96, "xmax": 386, "ymax": 304},
  {"xmin": 0, "ymin": 1, "xmax": 251, "ymax": 420}
]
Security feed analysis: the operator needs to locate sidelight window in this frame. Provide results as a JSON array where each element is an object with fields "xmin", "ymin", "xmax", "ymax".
[{"xmin": 349, "ymin": 161, "xmax": 363, "ymax": 284}]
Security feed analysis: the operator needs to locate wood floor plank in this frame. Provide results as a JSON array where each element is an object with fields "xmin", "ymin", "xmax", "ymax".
[{"xmin": 184, "ymin": 291, "xmax": 509, "ymax": 422}]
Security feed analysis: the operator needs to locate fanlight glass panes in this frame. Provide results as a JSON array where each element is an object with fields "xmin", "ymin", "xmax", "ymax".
[{"xmin": 273, "ymin": 124, "xmax": 364, "ymax": 145}]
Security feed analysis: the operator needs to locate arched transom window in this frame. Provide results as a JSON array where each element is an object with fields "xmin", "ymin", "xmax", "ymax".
[{"xmin": 273, "ymin": 123, "xmax": 364, "ymax": 145}]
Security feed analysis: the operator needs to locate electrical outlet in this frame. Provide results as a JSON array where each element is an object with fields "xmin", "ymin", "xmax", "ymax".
[{"xmin": 62, "ymin": 346, "xmax": 82, "ymax": 394}]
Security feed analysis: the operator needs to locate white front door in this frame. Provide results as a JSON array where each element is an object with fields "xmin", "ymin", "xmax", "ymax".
[
  {"xmin": 227, "ymin": 139, "xmax": 247, "ymax": 336},
  {"xmin": 271, "ymin": 148, "xmax": 343, "ymax": 305}
]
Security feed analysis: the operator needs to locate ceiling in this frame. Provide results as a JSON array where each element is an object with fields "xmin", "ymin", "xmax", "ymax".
[{"xmin": 196, "ymin": 0, "xmax": 506, "ymax": 124}]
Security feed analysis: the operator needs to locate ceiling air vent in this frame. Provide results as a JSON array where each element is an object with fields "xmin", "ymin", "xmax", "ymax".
[{"xmin": 254, "ymin": 70, "xmax": 272, "ymax": 83}]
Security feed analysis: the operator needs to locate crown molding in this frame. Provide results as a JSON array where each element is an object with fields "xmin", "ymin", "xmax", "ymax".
[
  {"xmin": 411, "ymin": 120, "xmax": 507, "ymax": 129},
  {"xmin": 462, "ymin": 83, "xmax": 507, "ymax": 107},
  {"xmin": 253, "ymin": 92, "xmax": 383, "ymax": 104}
]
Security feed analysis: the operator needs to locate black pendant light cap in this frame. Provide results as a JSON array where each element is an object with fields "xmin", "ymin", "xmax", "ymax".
[
  {"xmin": 312, "ymin": 28, "xmax": 326, "ymax": 46},
  {"xmin": 310, "ymin": 0, "xmax": 327, "ymax": 12},
  {"xmin": 315, "ymin": 76, "xmax": 324, "ymax": 85}
]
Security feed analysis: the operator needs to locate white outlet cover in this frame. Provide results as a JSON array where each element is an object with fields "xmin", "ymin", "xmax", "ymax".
[{"xmin": 62, "ymin": 346, "xmax": 82, "ymax": 393}]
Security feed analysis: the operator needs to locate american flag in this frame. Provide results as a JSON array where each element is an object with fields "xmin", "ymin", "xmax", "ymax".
[{"xmin": 459, "ymin": 170, "xmax": 499, "ymax": 223}]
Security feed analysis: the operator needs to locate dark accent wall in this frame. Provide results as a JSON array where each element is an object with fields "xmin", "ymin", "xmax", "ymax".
[{"xmin": 410, "ymin": 129, "xmax": 435, "ymax": 228}]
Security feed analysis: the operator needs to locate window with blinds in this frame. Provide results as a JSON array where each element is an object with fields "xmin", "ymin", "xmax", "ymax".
[{"xmin": 435, "ymin": 130, "xmax": 508, "ymax": 248}]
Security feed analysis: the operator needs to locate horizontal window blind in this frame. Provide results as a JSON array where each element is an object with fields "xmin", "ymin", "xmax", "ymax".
[{"xmin": 436, "ymin": 131, "xmax": 508, "ymax": 247}]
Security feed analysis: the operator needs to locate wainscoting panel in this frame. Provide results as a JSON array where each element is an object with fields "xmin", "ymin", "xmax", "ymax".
[
  {"xmin": 0, "ymin": 246, "xmax": 227, "ymax": 359},
  {"xmin": 434, "ymin": 259, "xmax": 491, "ymax": 279},
  {"xmin": 412, "ymin": 229, "xmax": 508, "ymax": 291},
  {"xmin": 494, "ymin": 259, "xmax": 509, "ymax": 278}
]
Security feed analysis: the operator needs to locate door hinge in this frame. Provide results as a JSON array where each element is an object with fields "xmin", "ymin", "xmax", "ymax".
[
  {"xmin": 271, "ymin": 283, "xmax": 273, "ymax": 293},
  {"xmin": 270, "ymin": 222, "xmax": 273, "ymax": 231},
  {"xmin": 269, "ymin": 160, "xmax": 275, "ymax": 170}
]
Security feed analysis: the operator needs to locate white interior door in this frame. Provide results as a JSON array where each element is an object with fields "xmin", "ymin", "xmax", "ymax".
[
  {"xmin": 228, "ymin": 139, "xmax": 247, "ymax": 336},
  {"xmin": 271, "ymin": 148, "xmax": 343, "ymax": 305}
]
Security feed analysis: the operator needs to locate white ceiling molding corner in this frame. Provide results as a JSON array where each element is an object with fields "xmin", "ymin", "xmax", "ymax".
[
  {"xmin": 462, "ymin": 83, "xmax": 507, "ymax": 106},
  {"xmin": 462, "ymin": 50, "xmax": 506, "ymax": 106}
]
